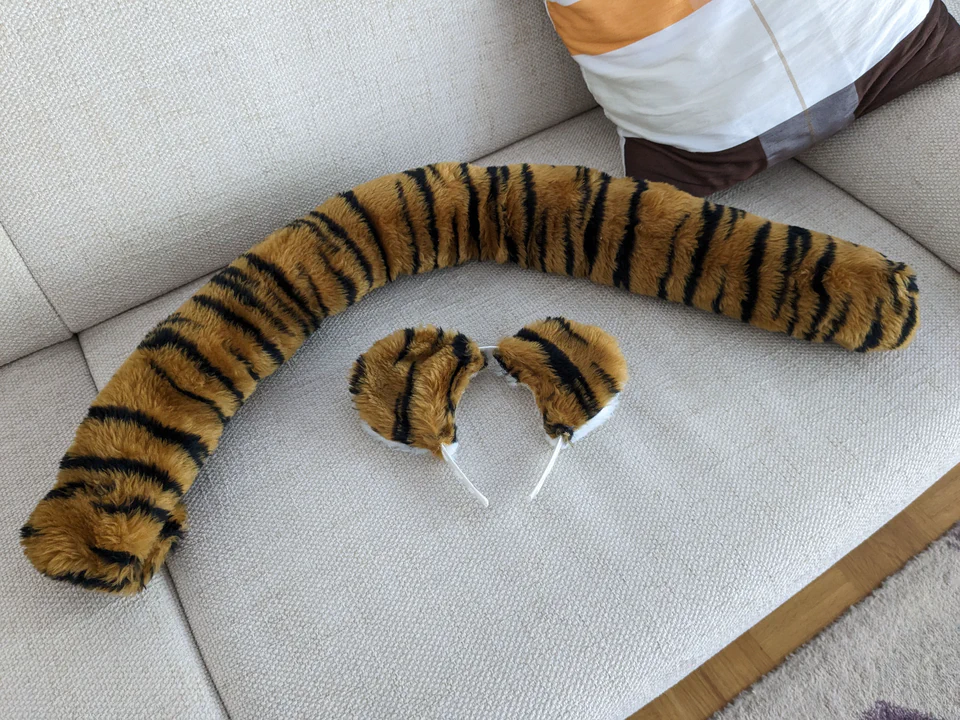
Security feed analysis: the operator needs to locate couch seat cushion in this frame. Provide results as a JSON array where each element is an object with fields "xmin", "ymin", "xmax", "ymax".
[
  {"xmin": 0, "ymin": 340, "xmax": 225, "ymax": 719},
  {"xmin": 78, "ymin": 110, "xmax": 960, "ymax": 718}
]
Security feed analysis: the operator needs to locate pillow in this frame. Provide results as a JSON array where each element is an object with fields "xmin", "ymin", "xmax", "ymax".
[{"xmin": 546, "ymin": 0, "xmax": 960, "ymax": 195}]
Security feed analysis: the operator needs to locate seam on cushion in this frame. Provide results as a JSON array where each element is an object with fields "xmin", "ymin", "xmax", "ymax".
[
  {"xmin": 0, "ymin": 218, "xmax": 71, "ymax": 333},
  {"xmin": 795, "ymin": 159, "xmax": 960, "ymax": 279},
  {"xmin": 162, "ymin": 566, "xmax": 234, "ymax": 719},
  {"xmin": 75, "ymin": 339, "xmax": 234, "ymax": 720},
  {"xmin": 468, "ymin": 104, "xmax": 601, "ymax": 164}
]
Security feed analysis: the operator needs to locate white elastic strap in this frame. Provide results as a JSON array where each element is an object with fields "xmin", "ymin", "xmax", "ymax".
[
  {"xmin": 529, "ymin": 438, "xmax": 565, "ymax": 501},
  {"xmin": 441, "ymin": 444, "xmax": 489, "ymax": 508}
]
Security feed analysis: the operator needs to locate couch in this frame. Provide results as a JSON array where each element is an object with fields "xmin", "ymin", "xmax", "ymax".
[{"xmin": 2, "ymin": 2, "xmax": 959, "ymax": 718}]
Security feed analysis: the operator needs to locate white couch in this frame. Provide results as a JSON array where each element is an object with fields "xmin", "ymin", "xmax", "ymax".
[{"xmin": 2, "ymin": 2, "xmax": 959, "ymax": 718}]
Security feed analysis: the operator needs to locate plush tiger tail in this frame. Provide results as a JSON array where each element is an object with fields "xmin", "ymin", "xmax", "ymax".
[{"xmin": 21, "ymin": 162, "xmax": 919, "ymax": 594}]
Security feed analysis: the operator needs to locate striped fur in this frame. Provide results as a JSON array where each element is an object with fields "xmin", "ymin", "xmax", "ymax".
[
  {"xmin": 350, "ymin": 326, "xmax": 485, "ymax": 455},
  {"xmin": 20, "ymin": 162, "xmax": 920, "ymax": 594},
  {"xmin": 494, "ymin": 318, "xmax": 628, "ymax": 441}
]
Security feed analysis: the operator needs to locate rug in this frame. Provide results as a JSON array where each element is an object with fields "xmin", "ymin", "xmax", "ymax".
[{"xmin": 715, "ymin": 523, "xmax": 960, "ymax": 719}]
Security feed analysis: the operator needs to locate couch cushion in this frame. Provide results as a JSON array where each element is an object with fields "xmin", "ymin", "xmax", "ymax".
[
  {"xmin": 799, "ymin": 0, "xmax": 960, "ymax": 273},
  {"xmin": 0, "ymin": 225, "xmax": 70, "ymax": 366},
  {"xmin": 0, "ymin": 340, "xmax": 225, "ymax": 719},
  {"xmin": 78, "ymin": 111, "xmax": 960, "ymax": 718},
  {"xmin": 0, "ymin": 1, "xmax": 594, "ymax": 333}
]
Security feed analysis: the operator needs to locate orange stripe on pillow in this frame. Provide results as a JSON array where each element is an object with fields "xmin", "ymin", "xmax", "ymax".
[{"xmin": 547, "ymin": 0, "xmax": 712, "ymax": 56}]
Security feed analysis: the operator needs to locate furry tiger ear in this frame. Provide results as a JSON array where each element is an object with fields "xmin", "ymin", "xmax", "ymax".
[
  {"xmin": 491, "ymin": 317, "xmax": 628, "ymax": 501},
  {"xmin": 349, "ymin": 326, "xmax": 490, "ymax": 507}
]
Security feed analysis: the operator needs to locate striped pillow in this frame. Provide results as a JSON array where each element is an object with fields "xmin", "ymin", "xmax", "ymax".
[{"xmin": 546, "ymin": 0, "xmax": 960, "ymax": 195}]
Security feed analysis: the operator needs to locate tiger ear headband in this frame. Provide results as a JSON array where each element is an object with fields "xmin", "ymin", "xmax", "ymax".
[{"xmin": 349, "ymin": 318, "xmax": 628, "ymax": 506}]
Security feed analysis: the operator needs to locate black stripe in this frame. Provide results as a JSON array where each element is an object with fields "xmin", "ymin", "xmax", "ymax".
[
  {"xmin": 340, "ymin": 190, "xmax": 392, "ymax": 281},
  {"xmin": 740, "ymin": 221, "xmax": 771, "ymax": 323},
  {"xmin": 822, "ymin": 296, "xmax": 853, "ymax": 343},
  {"xmin": 431, "ymin": 327, "xmax": 445, "ymax": 354},
  {"xmin": 96, "ymin": 498, "xmax": 171, "ymax": 525},
  {"xmin": 242, "ymin": 252, "xmax": 318, "ymax": 331},
  {"xmin": 163, "ymin": 313, "xmax": 197, "ymax": 328},
  {"xmin": 772, "ymin": 227, "xmax": 805, "ymax": 320},
  {"xmin": 309, "ymin": 210, "xmax": 376, "ymax": 287},
  {"xmin": 90, "ymin": 546, "xmax": 140, "ymax": 568},
  {"xmin": 313, "ymin": 242, "xmax": 358, "ymax": 306},
  {"xmin": 451, "ymin": 208, "xmax": 461, "ymax": 266},
  {"xmin": 297, "ymin": 264, "xmax": 330, "ymax": 318},
  {"xmin": 856, "ymin": 299, "xmax": 886, "ymax": 352},
  {"xmin": 148, "ymin": 360, "xmax": 227, "ymax": 425},
  {"xmin": 514, "ymin": 328, "xmax": 599, "ymax": 417},
  {"xmin": 562, "ymin": 214, "xmax": 575, "ymax": 276},
  {"xmin": 87, "ymin": 405, "xmax": 209, "ymax": 468},
  {"xmin": 796, "ymin": 228, "xmax": 813, "ymax": 271},
  {"xmin": 718, "ymin": 207, "xmax": 744, "ymax": 244},
  {"xmin": 785, "ymin": 281, "xmax": 801, "ymax": 337},
  {"xmin": 577, "ymin": 168, "xmax": 593, "ymax": 232},
  {"xmin": 402, "ymin": 169, "xmax": 441, "ymax": 269},
  {"xmin": 536, "ymin": 212, "xmax": 549, "ymax": 271},
  {"xmin": 59, "ymin": 455, "xmax": 183, "ymax": 496},
  {"xmin": 349, "ymin": 355, "xmax": 367, "ymax": 396},
  {"xmin": 159, "ymin": 518, "xmax": 184, "ymax": 541},
  {"xmin": 612, "ymin": 180, "xmax": 647, "ymax": 290},
  {"xmin": 657, "ymin": 214, "xmax": 689, "ymax": 300},
  {"xmin": 395, "ymin": 181, "xmax": 421, "ymax": 274},
  {"xmin": 682, "ymin": 201, "xmax": 725, "ymax": 306},
  {"xmin": 227, "ymin": 345, "xmax": 260, "ymax": 382},
  {"xmin": 44, "ymin": 479, "xmax": 89, "ymax": 501},
  {"xmin": 192, "ymin": 294, "xmax": 286, "ymax": 366},
  {"xmin": 590, "ymin": 361, "xmax": 620, "ymax": 396},
  {"xmin": 52, "ymin": 570, "xmax": 130, "ymax": 593},
  {"xmin": 547, "ymin": 316, "xmax": 589, "ymax": 345},
  {"xmin": 139, "ymin": 327, "xmax": 244, "ymax": 404},
  {"xmin": 446, "ymin": 333, "xmax": 474, "ymax": 413},
  {"xmin": 19, "ymin": 524, "xmax": 39, "ymax": 539},
  {"xmin": 583, "ymin": 173, "xmax": 611, "ymax": 274},
  {"xmin": 426, "ymin": 164, "xmax": 443, "ymax": 180},
  {"xmin": 209, "ymin": 268, "xmax": 293, "ymax": 337},
  {"xmin": 460, "ymin": 163, "xmax": 482, "ymax": 258},
  {"xmin": 500, "ymin": 166, "xmax": 520, "ymax": 263},
  {"xmin": 395, "ymin": 328, "xmax": 416, "ymax": 364},
  {"xmin": 522, "ymin": 164, "xmax": 538, "ymax": 265},
  {"xmin": 486, "ymin": 167, "xmax": 518, "ymax": 264},
  {"xmin": 391, "ymin": 364, "xmax": 417, "ymax": 445},
  {"xmin": 711, "ymin": 274, "xmax": 727, "ymax": 314},
  {"xmin": 892, "ymin": 296, "xmax": 918, "ymax": 349},
  {"xmin": 803, "ymin": 240, "xmax": 836, "ymax": 341},
  {"xmin": 887, "ymin": 269, "xmax": 904, "ymax": 315}
]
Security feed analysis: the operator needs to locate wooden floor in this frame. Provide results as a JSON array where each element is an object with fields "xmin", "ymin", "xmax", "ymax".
[{"xmin": 630, "ymin": 462, "xmax": 960, "ymax": 720}]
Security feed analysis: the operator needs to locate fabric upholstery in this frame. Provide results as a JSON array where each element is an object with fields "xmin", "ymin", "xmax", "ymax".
[
  {"xmin": 76, "ymin": 111, "xmax": 960, "ymax": 718},
  {"xmin": 0, "ymin": 224, "xmax": 70, "ymax": 366},
  {"xmin": 799, "ymin": 0, "xmax": 960, "ymax": 274},
  {"xmin": 0, "ymin": 340, "xmax": 225, "ymax": 720},
  {"xmin": 0, "ymin": 0, "xmax": 594, "ymax": 333}
]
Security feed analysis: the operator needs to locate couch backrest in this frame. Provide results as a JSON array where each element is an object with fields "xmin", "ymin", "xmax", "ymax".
[{"xmin": 0, "ymin": 1, "xmax": 593, "ymax": 350}]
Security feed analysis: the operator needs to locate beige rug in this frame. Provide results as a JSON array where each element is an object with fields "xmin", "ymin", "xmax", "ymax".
[{"xmin": 715, "ymin": 523, "xmax": 960, "ymax": 719}]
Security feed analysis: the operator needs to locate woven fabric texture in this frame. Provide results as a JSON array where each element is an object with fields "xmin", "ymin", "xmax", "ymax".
[
  {"xmin": 799, "ymin": 0, "xmax": 960, "ymax": 273},
  {"xmin": 0, "ymin": 340, "xmax": 226, "ymax": 720},
  {"xmin": 0, "ymin": 224, "xmax": 69, "ymax": 365},
  {"xmin": 75, "ymin": 112, "xmax": 960, "ymax": 719},
  {"xmin": 0, "ymin": 0, "xmax": 593, "ymax": 334}
]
